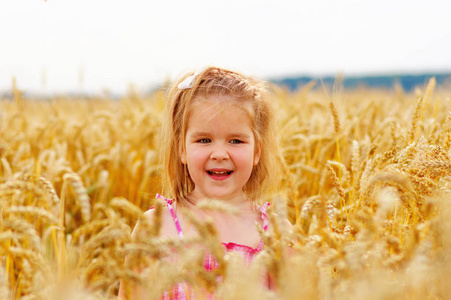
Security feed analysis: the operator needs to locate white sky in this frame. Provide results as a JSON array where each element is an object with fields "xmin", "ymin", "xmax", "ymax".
[{"xmin": 1, "ymin": 0, "xmax": 451, "ymax": 94}]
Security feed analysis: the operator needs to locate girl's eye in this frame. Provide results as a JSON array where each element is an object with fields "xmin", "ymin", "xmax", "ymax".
[
  {"xmin": 198, "ymin": 138, "xmax": 211, "ymax": 143},
  {"xmin": 230, "ymin": 139, "xmax": 243, "ymax": 144}
]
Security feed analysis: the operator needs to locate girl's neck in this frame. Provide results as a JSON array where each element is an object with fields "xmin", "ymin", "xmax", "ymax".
[
  {"xmin": 184, "ymin": 190, "xmax": 258, "ymax": 216},
  {"xmin": 187, "ymin": 190, "xmax": 251, "ymax": 207}
]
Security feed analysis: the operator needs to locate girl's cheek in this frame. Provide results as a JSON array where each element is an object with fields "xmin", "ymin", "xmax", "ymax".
[{"xmin": 189, "ymin": 148, "xmax": 205, "ymax": 159}]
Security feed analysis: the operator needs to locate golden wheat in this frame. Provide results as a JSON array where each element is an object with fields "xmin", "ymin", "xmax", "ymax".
[{"xmin": 0, "ymin": 79, "xmax": 450, "ymax": 299}]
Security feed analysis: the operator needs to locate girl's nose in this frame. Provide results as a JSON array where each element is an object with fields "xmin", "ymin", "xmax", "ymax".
[{"xmin": 210, "ymin": 145, "xmax": 229, "ymax": 161}]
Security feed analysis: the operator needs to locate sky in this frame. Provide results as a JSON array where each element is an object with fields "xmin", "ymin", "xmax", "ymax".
[{"xmin": 1, "ymin": 0, "xmax": 451, "ymax": 95}]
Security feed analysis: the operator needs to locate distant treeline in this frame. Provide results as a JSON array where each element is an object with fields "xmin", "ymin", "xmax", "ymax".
[{"xmin": 271, "ymin": 72, "xmax": 451, "ymax": 91}]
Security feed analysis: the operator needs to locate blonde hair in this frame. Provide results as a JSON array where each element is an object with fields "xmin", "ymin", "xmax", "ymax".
[{"xmin": 162, "ymin": 66, "xmax": 282, "ymax": 206}]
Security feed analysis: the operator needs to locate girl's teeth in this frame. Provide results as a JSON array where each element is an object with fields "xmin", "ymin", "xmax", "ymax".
[{"xmin": 208, "ymin": 171, "xmax": 231, "ymax": 175}]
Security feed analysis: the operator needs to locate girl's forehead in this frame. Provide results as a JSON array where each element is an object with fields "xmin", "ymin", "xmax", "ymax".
[
  {"xmin": 186, "ymin": 103, "xmax": 254, "ymax": 137},
  {"xmin": 189, "ymin": 95, "xmax": 252, "ymax": 114},
  {"xmin": 186, "ymin": 96, "xmax": 254, "ymax": 128}
]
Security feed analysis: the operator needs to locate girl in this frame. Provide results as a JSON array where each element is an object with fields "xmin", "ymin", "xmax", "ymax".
[{"xmin": 119, "ymin": 66, "xmax": 284, "ymax": 299}]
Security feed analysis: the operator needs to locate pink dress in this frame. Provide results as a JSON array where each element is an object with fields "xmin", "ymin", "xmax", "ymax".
[{"xmin": 154, "ymin": 194, "xmax": 271, "ymax": 300}]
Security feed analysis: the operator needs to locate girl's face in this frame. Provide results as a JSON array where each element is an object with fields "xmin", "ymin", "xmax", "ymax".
[{"xmin": 181, "ymin": 96, "xmax": 261, "ymax": 203}]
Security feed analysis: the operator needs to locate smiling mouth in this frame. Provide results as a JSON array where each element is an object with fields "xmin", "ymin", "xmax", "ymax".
[{"xmin": 207, "ymin": 170, "xmax": 232, "ymax": 176}]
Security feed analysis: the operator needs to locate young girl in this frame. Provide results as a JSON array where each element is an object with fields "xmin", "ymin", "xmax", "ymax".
[{"xmin": 119, "ymin": 66, "xmax": 284, "ymax": 299}]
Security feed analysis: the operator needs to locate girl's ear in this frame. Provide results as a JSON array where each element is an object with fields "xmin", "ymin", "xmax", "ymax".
[
  {"xmin": 253, "ymin": 142, "xmax": 262, "ymax": 166},
  {"xmin": 180, "ymin": 147, "xmax": 187, "ymax": 164}
]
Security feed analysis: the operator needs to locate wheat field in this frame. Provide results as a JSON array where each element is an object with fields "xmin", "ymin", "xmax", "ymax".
[{"xmin": 1, "ymin": 78, "xmax": 450, "ymax": 299}]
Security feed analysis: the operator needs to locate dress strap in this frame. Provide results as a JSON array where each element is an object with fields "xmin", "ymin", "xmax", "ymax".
[
  {"xmin": 259, "ymin": 202, "xmax": 270, "ymax": 232},
  {"xmin": 255, "ymin": 202, "xmax": 270, "ymax": 251},
  {"xmin": 156, "ymin": 194, "xmax": 184, "ymax": 238}
]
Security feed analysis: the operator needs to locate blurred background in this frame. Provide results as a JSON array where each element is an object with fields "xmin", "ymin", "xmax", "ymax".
[{"xmin": 1, "ymin": 0, "xmax": 451, "ymax": 95}]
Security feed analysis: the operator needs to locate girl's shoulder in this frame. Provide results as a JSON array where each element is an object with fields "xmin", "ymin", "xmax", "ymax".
[
  {"xmin": 141, "ymin": 194, "xmax": 170, "ymax": 220},
  {"xmin": 258, "ymin": 201, "xmax": 292, "ymax": 232},
  {"xmin": 132, "ymin": 194, "xmax": 181, "ymax": 239},
  {"xmin": 143, "ymin": 194, "xmax": 174, "ymax": 217}
]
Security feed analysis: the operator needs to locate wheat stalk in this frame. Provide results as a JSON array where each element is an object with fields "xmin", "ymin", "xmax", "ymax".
[{"xmin": 63, "ymin": 172, "xmax": 91, "ymax": 223}]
